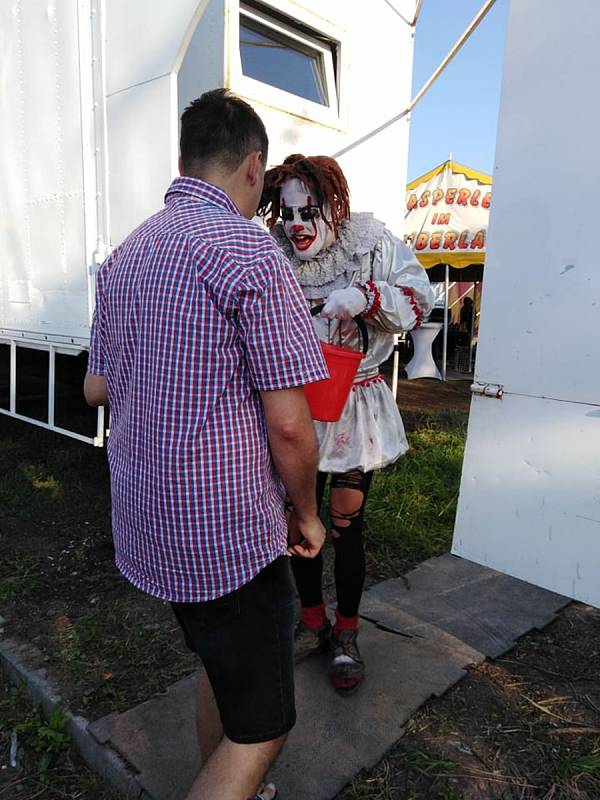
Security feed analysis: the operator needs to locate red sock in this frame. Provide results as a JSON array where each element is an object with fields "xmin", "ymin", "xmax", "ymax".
[
  {"xmin": 334, "ymin": 610, "xmax": 359, "ymax": 633},
  {"xmin": 301, "ymin": 603, "xmax": 327, "ymax": 629}
]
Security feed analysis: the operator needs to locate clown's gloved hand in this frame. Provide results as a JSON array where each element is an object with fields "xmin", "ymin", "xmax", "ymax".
[{"xmin": 321, "ymin": 287, "xmax": 367, "ymax": 320}]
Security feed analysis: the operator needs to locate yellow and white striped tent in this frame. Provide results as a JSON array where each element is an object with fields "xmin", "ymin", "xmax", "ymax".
[{"xmin": 405, "ymin": 159, "xmax": 492, "ymax": 270}]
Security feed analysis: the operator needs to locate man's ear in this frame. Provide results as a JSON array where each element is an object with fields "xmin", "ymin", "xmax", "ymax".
[
  {"xmin": 247, "ymin": 150, "xmax": 263, "ymax": 186},
  {"xmin": 178, "ymin": 156, "xmax": 185, "ymax": 176}
]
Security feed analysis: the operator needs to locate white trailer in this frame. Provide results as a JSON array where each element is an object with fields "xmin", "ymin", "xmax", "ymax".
[
  {"xmin": 452, "ymin": 0, "xmax": 600, "ymax": 608},
  {"xmin": 0, "ymin": 0, "xmax": 419, "ymax": 445}
]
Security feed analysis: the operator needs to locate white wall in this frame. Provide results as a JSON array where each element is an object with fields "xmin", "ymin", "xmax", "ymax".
[
  {"xmin": 229, "ymin": 0, "xmax": 416, "ymax": 233},
  {"xmin": 0, "ymin": 0, "xmax": 92, "ymax": 343},
  {"xmin": 1, "ymin": 0, "xmax": 417, "ymax": 343},
  {"xmin": 105, "ymin": 0, "xmax": 209, "ymax": 247},
  {"xmin": 178, "ymin": 0, "xmax": 227, "ymax": 118},
  {"xmin": 109, "ymin": 0, "xmax": 416, "ymax": 244},
  {"xmin": 452, "ymin": 0, "xmax": 600, "ymax": 607}
]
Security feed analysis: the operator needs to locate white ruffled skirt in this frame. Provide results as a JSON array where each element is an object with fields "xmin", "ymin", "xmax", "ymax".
[{"xmin": 313, "ymin": 376, "xmax": 408, "ymax": 473}]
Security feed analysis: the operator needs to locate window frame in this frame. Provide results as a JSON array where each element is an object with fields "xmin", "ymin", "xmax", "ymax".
[{"xmin": 233, "ymin": 1, "xmax": 345, "ymax": 130}]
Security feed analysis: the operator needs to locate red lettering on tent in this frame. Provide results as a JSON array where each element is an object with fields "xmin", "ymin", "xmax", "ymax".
[
  {"xmin": 437, "ymin": 213, "xmax": 450, "ymax": 225},
  {"xmin": 482, "ymin": 191, "xmax": 492, "ymax": 209},
  {"xmin": 470, "ymin": 190, "xmax": 481, "ymax": 206},
  {"xmin": 419, "ymin": 191, "xmax": 430, "ymax": 207},
  {"xmin": 430, "ymin": 232, "xmax": 442, "ymax": 249},
  {"xmin": 415, "ymin": 233, "xmax": 429, "ymax": 250},
  {"xmin": 445, "ymin": 188, "xmax": 457, "ymax": 204},
  {"xmin": 457, "ymin": 189, "xmax": 470, "ymax": 206},
  {"xmin": 432, "ymin": 189, "xmax": 444, "ymax": 206},
  {"xmin": 470, "ymin": 230, "xmax": 486, "ymax": 249},
  {"xmin": 407, "ymin": 193, "xmax": 417, "ymax": 211},
  {"xmin": 443, "ymin": 232, "xmax": 457, "ymax": 250},
  {"xmin": 458, "ymin": 231, "xmax": 469, "ymax": 249}
]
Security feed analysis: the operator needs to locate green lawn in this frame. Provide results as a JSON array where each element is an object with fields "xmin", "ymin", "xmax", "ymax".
[{"xmin": 364, "ymin": 410, "xmax": 468, "ymax": 577}]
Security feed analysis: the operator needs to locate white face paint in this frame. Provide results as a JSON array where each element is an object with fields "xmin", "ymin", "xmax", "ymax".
[{"xmin": 280, "ymin": 178, "xmax": 335, "ymax": 260}]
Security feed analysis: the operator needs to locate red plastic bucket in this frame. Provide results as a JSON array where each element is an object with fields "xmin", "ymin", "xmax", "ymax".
[{"xmin": 304, "ymin": 305, "xmax": 368, "ymax": 423}]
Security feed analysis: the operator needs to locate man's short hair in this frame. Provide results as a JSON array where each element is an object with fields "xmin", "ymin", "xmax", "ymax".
[{"xmin": 180, "ymin": 89, "xmax": 268, "ymax": 175}]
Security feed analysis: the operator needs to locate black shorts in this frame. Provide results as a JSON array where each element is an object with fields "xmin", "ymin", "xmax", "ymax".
[{"xmin": 171, "ymin": 556, "xmax": 296, "ymax": 744}]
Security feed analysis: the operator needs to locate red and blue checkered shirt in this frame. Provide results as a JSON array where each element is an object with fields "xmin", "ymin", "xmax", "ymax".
[{"xmin": 88, "ymin": 177, "xmax": 328, "ymax": 602}]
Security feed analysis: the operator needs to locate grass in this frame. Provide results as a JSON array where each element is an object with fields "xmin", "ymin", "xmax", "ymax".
[
  {"xmin": 341, "ymin": 750, "xmax": 462, "ymax": 800},
  {"xmin": 15, "ymin": 704, "xmax": 70, "ymax": 779},
  {"xmin": 0, "ymin": 675, "xmax": 121, "ymax": 799},
  {"xmin": 558, "ymin": 748, "xmax": 600, "ymax": 779},
  {"xmin": 0, "ymin": 555, "xmax": 42, "ymax": 601},
  {"xmin": 3, "ymin": 406, "xmax": 600, "ymax": 799},
  {"xmin": 0, "ymin": 408, "xmax": 469, "ymax": 715},
  {"xmin": 364, "ymin": 410, "xmax": 468, "ymax": 576}
]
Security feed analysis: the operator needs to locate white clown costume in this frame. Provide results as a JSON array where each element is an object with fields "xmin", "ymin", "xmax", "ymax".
[{"xmin": 271, "ymin": 213, "xmax": 434, "ymax": 472}]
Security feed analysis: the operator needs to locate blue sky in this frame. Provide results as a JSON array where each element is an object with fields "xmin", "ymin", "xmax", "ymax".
[{"xmin": 407, "ymin": 0, "xmax": 509, "ymax": 182}]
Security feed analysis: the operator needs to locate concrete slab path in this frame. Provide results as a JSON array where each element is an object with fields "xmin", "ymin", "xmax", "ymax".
[{"xmin": 84, "ymin": 555, "xmax": 569, "ymax": 799}]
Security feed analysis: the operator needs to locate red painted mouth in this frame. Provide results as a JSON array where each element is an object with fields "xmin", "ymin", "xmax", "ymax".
[{"xmin": 291, "ymin": 233, "xmax": 317, "ymax": 250}]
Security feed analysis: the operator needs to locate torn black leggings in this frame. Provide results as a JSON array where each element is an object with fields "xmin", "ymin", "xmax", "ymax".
[{"xmin": 291, "ymin": 469, "xmax": 373, "ymax": 619}]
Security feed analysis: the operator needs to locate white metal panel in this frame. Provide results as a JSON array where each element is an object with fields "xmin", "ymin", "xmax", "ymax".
[
  {"xmin": 111, "ymin": 0, "xmax": 416, "ymax": 244},
  {"xmin": 473, "ymin": 1, "xmax": 600, "ymax": 406},
  {"xmin": 453, "ymin": 0, "xmax": 600, "ymax": 608},
  {"xmin": 178, "ymin": 0, "xmax": 227, "ymax": 117},
  {"xmin": 453, "ymin": 393, "xmax": 600, "ymax": 606},
  {"xmin": 107, "ymin": 75, "xmax": 178, "ymax": 247},
  {"xmin": 0, "ymin": 0, "xmax": 96, "ymax": 345},
  {"xmin": 105, "ymin": 0, "xmax": 210, "ymax": 96},
  {"xmin": 228, "ymin": 0, "xmax": 416, "ymax": 231}
]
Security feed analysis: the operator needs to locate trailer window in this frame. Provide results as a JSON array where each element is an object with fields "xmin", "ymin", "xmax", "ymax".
[{"xmin": 239, "ymin": 3, "xmax": 338, "ymax": 112}]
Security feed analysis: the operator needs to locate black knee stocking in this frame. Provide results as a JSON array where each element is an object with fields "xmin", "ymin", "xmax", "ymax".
[
  {"xmin": 290, "ymin": 472, "xmax": 328, "ymax": 609},
  {"xmin": 330, "ymin": 469, "xmax": 373, "ymax": 618},
  {"xmin": 291, "ymin": 469, "xmax": 373, "ymax": 617}
]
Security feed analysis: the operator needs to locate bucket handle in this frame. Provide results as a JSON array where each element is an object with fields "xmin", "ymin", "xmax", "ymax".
[{"xmin": 310, "ymin": 304, "xmax": 368, "ymax": 355}]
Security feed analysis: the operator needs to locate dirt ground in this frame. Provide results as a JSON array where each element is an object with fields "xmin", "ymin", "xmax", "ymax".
[
  {"xmin": 2, "ymin": 377, "xmax": 600, "ymax": 799},
  {"xmin": 340, "ymin": 602, "xmax": 600, "ymax": 799},
  {"xmin": 0, "ymin": 376, "xmax": 471, "ymax": 720},
  {"xmin": 396, "ymin": 376, "xmax": 472, "ymax": 413}
]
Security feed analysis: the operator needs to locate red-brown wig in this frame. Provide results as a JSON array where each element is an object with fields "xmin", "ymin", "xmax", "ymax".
[{"xmin": 258, "ymin": 154, "xmax": 351, "ymax": 238}]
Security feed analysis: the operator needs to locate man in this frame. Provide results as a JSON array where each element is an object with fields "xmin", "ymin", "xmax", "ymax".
[{"xmin": 84, "ymin": 89, "xmax": 328, "ymax": 800}]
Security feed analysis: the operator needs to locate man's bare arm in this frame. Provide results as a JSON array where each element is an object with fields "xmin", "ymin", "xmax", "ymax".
[
  {"xmin": 83, "ymin": 373, "xmax": 108, "ymax": 406},
  {"xmin": 260, "ymin": 386, "xmax": 325, "ymax": 558}
]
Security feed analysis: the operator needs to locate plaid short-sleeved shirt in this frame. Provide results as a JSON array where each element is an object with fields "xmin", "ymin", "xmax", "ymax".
[{"xmin": 88, "ymin": 177, "xmax": 328, "ymax": 602}]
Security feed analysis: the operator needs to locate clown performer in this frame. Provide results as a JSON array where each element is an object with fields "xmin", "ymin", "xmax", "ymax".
[{"xmin": 258, "ymin": 155, "xmax": 434, "ymax": 695}]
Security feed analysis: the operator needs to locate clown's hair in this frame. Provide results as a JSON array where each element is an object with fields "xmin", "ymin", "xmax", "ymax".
[{"xmin": 258, "ymin": 154, "xmax": 350, "ymax": 237}]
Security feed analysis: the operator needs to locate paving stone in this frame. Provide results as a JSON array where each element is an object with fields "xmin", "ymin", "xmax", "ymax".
[
  {"xmin": 89, "ymin": 674, "xmax": 199, "ymax": 800},
  {"xmin": 271, "ymin": 618, "xmax": 482, "ymax": 800},
  {"xmin": 361, "ymin": 554, "xmax": 570, "ymax": 658},
  {"xmin": 82, "ymin": 555, "xmax": 570, "ymax": 799},
  {"xmin": 87, "ymin": 618, "xmax": 480, "ymax": 800}
]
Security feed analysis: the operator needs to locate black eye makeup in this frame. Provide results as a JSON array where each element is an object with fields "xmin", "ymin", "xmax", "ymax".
[
  {"xmin": 281, "ymin": 205, "xmax": 321, "ymax": 223},
  {"xmin": 300, "ymin": 206, "xmax": 321, "ymax": 221}
]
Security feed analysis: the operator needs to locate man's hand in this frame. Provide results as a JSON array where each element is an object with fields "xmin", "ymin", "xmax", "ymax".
[
  {"xmin": 83, "ymin": 373, "xmax": 108, "ymax": 406},
  {"xmin": 287, "ymin": 512, "xmax": 325, "ymax": 559}
]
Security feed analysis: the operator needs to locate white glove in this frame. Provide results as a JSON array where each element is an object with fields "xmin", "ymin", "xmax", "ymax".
[{"xmin": 321, "ymin": 287, "xmax": 367, "ymax": 320}]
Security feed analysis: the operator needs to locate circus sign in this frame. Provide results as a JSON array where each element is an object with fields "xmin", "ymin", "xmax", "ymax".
[{"xmin": 405, "ymin": 161, "xmax": 492, "ymax": 268}]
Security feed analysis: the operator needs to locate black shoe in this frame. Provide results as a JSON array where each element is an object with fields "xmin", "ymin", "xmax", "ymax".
[
  {"xmin": 294, "ymin": 618, "xmax": 332, "ymax": 663},
  {"xmin": 330, "ymin": 629, "xmax": 364, "ymax": 695}
]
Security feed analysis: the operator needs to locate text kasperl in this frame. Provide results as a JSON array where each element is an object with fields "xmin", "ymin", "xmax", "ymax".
[
  {"xmin": 407, "ymin": 187, "xmax": 492, "ymax": 211},
  {"xmin": 407, "ymin": 187, "xmax": 490, "ymax": 251}
]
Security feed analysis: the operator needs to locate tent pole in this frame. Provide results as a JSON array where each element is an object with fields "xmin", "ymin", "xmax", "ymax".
[
  {"xmin": 391, "ymin": 335, "xmax": 400, "ymax": 400},
  {"xmin": 468, "ymin": 282, "xmax": 476, "ymax": 371},
  {"xmin": 442, "ymin": 263, "xmax": 449, "ymax": 380}
]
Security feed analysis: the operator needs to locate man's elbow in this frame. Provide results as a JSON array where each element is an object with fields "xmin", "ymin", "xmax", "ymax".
[{"xmin": 83, "ymin": 373, "xmax": 108, "ymax": 406}]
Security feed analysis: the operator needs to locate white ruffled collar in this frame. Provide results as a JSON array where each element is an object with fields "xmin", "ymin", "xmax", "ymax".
[{"xmin": 271, "ymin": 212, "xmax": 385, "ymax": 297}]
